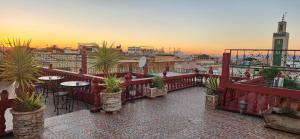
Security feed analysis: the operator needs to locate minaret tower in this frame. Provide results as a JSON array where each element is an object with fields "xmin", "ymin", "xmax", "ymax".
[{"xmin": 272, "ymin": 13, "xmax": 289, "ymax": 66}]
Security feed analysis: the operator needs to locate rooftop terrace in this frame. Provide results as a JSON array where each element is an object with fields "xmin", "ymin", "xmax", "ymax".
[
  {"xmin": 1, "ymin": 49, "xmax": 300, "ymax": 138},
  {"xmin": 36, "ymin": 87, "xmax": 300, "ymax": 138},
  {"xmin": 4, "ymin": 87, "xmax": 299, "ymax": 139}
]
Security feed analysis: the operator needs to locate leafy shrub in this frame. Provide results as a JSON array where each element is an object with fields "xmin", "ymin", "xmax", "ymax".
[
  {"xmin": 205, "ymin": 77, "xmax": 218, "ymax": 95},
  {"xmin": 14, "ymin": 93, "xmax": 42, "ymax": 112},
  {"xmin": 261, "ymin": 67, "xmax": 279, "ymax": 81},
  {"xmin": 104, "ymin": 76, "xmax": 121, "ymax": 93},
  {"xmin": 279, "ymin": 106, "xmax": 297, "ymax": 117},
  {"xmin": 283, "ymin": 77, "xmax": 300, "ymax": 90},
  {"xmin": 150, "ymin": 76, "xmax": 164, "ymax": 88}
]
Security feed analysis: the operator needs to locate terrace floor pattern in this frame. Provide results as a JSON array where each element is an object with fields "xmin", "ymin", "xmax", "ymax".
[
  {"xmin": 42, "ymin": 87, "xmax": 299, "ymax": 139},
  {"xmin": 3, "ymin": 87, "xmax": 300, "ymax": 139}
]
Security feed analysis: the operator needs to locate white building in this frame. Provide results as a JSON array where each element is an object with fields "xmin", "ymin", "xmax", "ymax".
[{"xmin": 128, "ymin": 46, "xmax": 142, "ymax": 55}]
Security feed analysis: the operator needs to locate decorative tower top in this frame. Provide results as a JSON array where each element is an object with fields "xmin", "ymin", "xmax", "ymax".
[{"xmin": 278, "ymin": 13, "xmax": 287, "ymax": 33}]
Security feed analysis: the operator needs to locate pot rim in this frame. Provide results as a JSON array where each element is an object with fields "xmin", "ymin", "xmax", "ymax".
[
  {"xmin": 101, "ymin": 90, "xmax": 122, "ymax": 94},
  {"xmin": 10, "ymin": 105, "xmax": 45, "ymax": 115}
]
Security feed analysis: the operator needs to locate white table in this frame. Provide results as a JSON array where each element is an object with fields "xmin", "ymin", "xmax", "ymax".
[
  {"xmin": 60, "ymin": 81, "xmax": 90, "ymax": 87},
  {"xmin": 38, "ymin": 76, "xmax": 63, "ymax": 81}
]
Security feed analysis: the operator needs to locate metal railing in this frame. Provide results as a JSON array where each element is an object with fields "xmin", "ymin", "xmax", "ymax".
[{"xmin": 225, "ymin": 49, "xmax": 300, "ymax": 78}]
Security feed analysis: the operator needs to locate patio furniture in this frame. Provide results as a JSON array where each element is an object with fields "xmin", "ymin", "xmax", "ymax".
[
  {"xmin": 60, "ymin": 81, "xmax": 90, "ymax": 111},
  {"xmin": 53, "ymin": 91, "xmax": 72, "ymax": 115},
  {"xmin": 38, "ymin": 76, "xmax": 64, "ymax": 103}
]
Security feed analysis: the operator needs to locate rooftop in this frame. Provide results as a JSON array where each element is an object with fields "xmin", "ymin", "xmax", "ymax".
[
  {"xmin": 38, "ymin": 87, "xmax": 298, "ymax": 138},
  {"xmin": 4, "ymin": 87, "xmax": 298, "ymax": 138}
]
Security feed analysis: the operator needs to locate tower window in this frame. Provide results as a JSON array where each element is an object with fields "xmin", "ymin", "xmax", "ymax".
[{"xmin": 279, "ymin": 24, "xmax": 283, "ymax": 32}]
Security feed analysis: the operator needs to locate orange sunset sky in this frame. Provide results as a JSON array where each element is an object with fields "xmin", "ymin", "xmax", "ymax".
[{"xmin": 0, "ymin": 0, "xmax": 300, "ymax": 54}]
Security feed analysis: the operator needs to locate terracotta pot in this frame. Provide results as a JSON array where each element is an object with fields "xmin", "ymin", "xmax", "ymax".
[
  {"xmin": 205, "ymin": 95, "xmax": 218, "ymax": 110},
  {"xmin": 101, "ymin": 91, "xmax": 122, "ymax": 112},
  {"xmin": 263, "ymin": 108, "xmax": 300, "ymax": 134},
  {"xmin": 146, "ymin": 86, "xmax": 168, "ymax": 98},
  {"xmin": 11, "ymin": 105, "xmax": 45, "ymax": 139}
]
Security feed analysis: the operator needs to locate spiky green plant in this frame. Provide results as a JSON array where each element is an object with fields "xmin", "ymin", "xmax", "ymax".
[
  {"xmin": 93, "ymin": 41, "xmax": 119, "ymax": 77},
  {"xmin": 0, "ymin": 39, "xmax": 41, "ymax": 111},
  {"xmin": 150, "ymin": 76, "xmax": 164, "ymax": 89},
  {"xmin": 104, "ymin": 76, "xmax": 121, "ymax": 93},
  {"xmin": 205, "ymin": 77, "xmax": 219, "ymax": 95},
  {"xmin": 14, "ymin": 93, "xmax": 42, "ymax": 112},
  {"xmin": 279, "ymin": 106, "xmax": 297, "ymax": 117}
]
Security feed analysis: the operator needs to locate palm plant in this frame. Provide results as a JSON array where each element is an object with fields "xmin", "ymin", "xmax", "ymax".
[
  {"xmin": 93, "ymin": 41, "xmax": 119, "ymax": 77},
  {"xmin": 150, "ymin": 76, "xmax": 164, "ymax": 89},
  {"xmin": 205, "ymin": 77, "xmax": 219, "ymax": 95},
  {"xmin": 0, "ymin": 39, "xmax": 41, "ymax": 111},
  {"xmin": 103, "ymin": 76, "xmax": 121, "ymax": 93}
]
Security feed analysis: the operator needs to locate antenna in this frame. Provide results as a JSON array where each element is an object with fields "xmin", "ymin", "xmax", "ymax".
[{"xmin": 282, "ymin": 12, "xmax": 287, "ymax": 21}]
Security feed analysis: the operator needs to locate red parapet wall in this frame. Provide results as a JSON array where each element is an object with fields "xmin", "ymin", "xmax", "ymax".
[
  {"xmin": 218, "ymin": 52, "xmax": 300, "ymax": 116},
  {"xmin": 0, "ymin": 91, "xmax": 13, "ymax": 136}
]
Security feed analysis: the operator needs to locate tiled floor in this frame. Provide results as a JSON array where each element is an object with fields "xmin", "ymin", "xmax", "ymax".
[
  {"xmin": 41, "ymin": 87, "xmax": 300, "ymax": 139},
  {"xmin": 3, "ymin": 87, "xmax": 300, "ymax": 139}
]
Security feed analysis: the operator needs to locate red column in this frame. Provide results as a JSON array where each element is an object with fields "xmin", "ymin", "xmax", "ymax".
[
  {"xmin": 81, "ymin": 49, "xmax": 87, "ymax": 74},
  {"xmin": 219, "ymin": 53, "xmax": 231, "ymax": 106},
  {"xmin": 0, "ymin": 90, "xmax": 11, "ymax": 134},
  {"xmin": 124, "ymin": 73, "xmax": 132, "ymax": 102},
  {"xmin": 90, "ymin": 78, "xmax": 101, "ymax": 113},
  {"xmin": 143, "ymin": 64, "xmax": 148, "ymax": 74},
  {"xmin": 165, "ymin": 63, "xmax": 169, "ymax": 72},
  {"xmin": 220, "ymin": 53, "xmax": 230, "ymax": 89}
]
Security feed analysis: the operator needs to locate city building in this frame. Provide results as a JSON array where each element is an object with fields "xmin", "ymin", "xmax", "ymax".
[
  {"xmin": 78, "ymin": 43, "xmax": 99, "ymax": 53},
  {"xmin": 128, "ymin": 46, "xmax": 142, "ymax": 55}
]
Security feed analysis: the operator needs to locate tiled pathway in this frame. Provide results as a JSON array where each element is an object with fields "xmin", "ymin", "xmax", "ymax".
[{"xmin": 42, "ymin": 87, "xmax": 300, "ymax": 139}]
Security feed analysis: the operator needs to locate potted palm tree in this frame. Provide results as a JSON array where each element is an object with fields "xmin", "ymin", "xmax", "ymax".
[
  {"xmin": 93, "ymin": 41, "xmax": 121, "ymax": 113},
  {"xmin": 146, "ymin": 76, "xmax": 167, "ymax": 98},
  {"xmin": 0, "ymin": 39, "xmax": 44, "ymax": 138},
  {"xmin": 205, "ymin": 77, "xmax": 219, "ymax": 110},
  {"xmin": 102, "ymin": 76, "xmax": 122, "ymax": 112}
]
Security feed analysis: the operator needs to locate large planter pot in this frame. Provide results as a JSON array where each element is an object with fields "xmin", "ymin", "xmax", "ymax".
[
  {"xmin": 205, "ymin": 94, "xmax": 218, "ymax": 110},
  {"xmin": 146, "ymin": 86, "xmax": 167, "ymax": 98},
  {"xmin": 263, "ymin": 108, "xmax": 300, "ymax": 134},
  {"xmin": 101, "ymin": 91, "xmax": 122, "ymax": 112},
  {"xmin": 11, "ymin": 105, "xmax": 45, "ymax": 139}
]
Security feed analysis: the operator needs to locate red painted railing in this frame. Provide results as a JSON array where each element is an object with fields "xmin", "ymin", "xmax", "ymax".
[
  {"xmin": 218, "ymin": 52, "xmax": 300, "ymax": 116},
  {"xmin": 218, "ymin": 78, "xmax": 300, "ymax": 116}
]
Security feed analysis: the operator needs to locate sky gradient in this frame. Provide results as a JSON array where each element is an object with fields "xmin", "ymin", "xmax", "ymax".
[{"xmin": 0, "ymin": 0, "xmax": 300, "ymax": 54}]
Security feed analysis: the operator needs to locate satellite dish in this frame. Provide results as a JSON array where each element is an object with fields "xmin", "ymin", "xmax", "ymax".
[{"xmin": 138, "ymin": 56, "xmax": 147, "ymax": 67}]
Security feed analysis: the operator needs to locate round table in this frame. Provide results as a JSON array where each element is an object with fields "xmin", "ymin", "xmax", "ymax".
[
  {"xmin": 60, "ymin": 81, "xmax": 90, "ymax": 111},
  {"xmin": 38, "ymin": 76, "xmax": 64, "ymax": 81},
  {"xmin": 60, "ymin": 81, "xmax": 90, "ymax": 87}
]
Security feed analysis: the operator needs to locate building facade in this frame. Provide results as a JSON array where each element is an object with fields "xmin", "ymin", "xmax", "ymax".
[{"xmin": 272, "ymin": 15, "xmax": 289, "ymax": 66}]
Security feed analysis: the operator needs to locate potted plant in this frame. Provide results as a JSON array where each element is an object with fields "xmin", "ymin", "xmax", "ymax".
[
  {"xmin": 0, "ymin": 39, "xmax": 44, "ymax": 138},
  {"xmin": 205, "ymin": 77, "xmax": 219, "ymax": 109},
  {"xmin": 93, "ymin": 41, "xmax": 119, "ymax": 77},
  {"xmin": 93, "ymin": 41, "xmax": 121, "ymax": 112},
  {"xmin": 101, "ymin": 76, "xmax": 122, "ymax": 112},
  {"xmin": 263, "ymin": 106, "xmax": 300, "ymax": 134},
  {"xmin": 146, "ymin": 76, "xmax": 167, "ymax": 98},
  {"xmin": 261, "ymin": 67, "xmax": 279, "ymax": 86}
]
